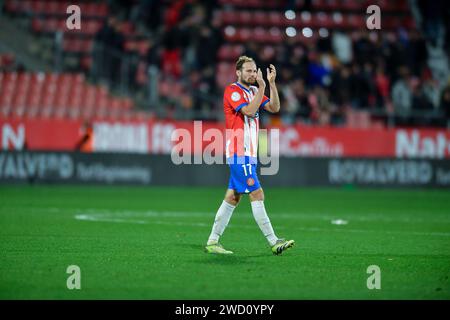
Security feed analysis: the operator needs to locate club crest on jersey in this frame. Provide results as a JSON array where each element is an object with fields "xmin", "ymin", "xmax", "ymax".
[
  {"xmin": 231, "ymin": 92, "xmax": 241, "ymax": 102},
  {"xmin": 247, "ymin": 178, "xmax": 255, "ymax": 186}
]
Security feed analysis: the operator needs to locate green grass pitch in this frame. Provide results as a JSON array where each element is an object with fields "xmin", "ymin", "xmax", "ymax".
[{"xmin": 0, "ymin": 186, "xmax": 449, "ymax": 299}]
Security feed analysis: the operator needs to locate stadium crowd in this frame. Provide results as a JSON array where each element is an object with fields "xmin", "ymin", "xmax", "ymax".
[
  {"xmin": 95, "ymin": 0, "xmax": 449, "ymax": 127},
  {"xmin": 2, "ymin": 0, "xmax": 449, "ymax": 127}
]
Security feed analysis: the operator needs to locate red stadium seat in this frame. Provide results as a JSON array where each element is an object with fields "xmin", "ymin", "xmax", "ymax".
[
  {"xmin": 253, "ymin": 11, "xmax": 267, "ymax": 26},
  {"xmin": 30, "ymin": 0, "xmax": 45, "ymax": 14},
  {"xmin": 237, "ymin": 28, "xmax": 252, "ymax": 42},
  {"xmin": 32, "ymin": 17, "xmax": 102, "ymax": 36},
  {"xmin": 26, "ymin": 91, "xmax": 41, "ymax": 107},
  {"xmin": 0, "ymin": 71, "xmax": 125, "ymax": 120},
  {"xmin": 45, "ymin": 1, "xmax": 60, "ymax": 15},
  {"xmin": 341, "ymin": 0, "xmax": 363, "ymax": 11},
  {"xmin": 0, "ymin": 54, "xmax": 15, "ymax": 67},
  {"xmin": 268, "ymin": 11, "xmax": 283, "ymax": 27},
  {"xmin": 315, "ymin": 12, "xmax": 333, "ymax": 28},
  {"xmin": 121, "ymin": 98, "xmax": 134, "ymax": 111},
  {"xmin": 0, "ymin": 95, "xmax": 13, "ymax": 117},
  {"xmin": 63, "ymin": 38, "xmax": 93, "ymax": 53},
  {"xmin": 4, "ymin": 0, "xmax": 20, "ymax": 13},
  {"xmin": 218, "ymin": 45, "xmax": 243, "ymax": 61},
  {"xmin": 19, "ymin": 2, "xmax": 106, "ymax": 19},
  {"xmin": 119, "ymin": 22, "xmax": 135, "ymax": 37},
  {"xmin": 346, "ymin": 110, "xmax": 371, "ymax": 128},
  {"xmin": 84, "ymin": 20, "xmax": 103, "ymax": 35},
  {"xmin": 31, "ymin": 18, "xmax": 43, "ymax": 33},
  {"xmin": 219, "ymin": 10, "xmax": 234, "ymax": 25},
  {"xmin": 252, "ymin": 27, "xmax": 268, "ymax": 43},
  {"xmin": 217, "ymin": 45, "xmax": 232, "ymax": 60},
  {"xmin": 81, "ymin": 2, "xmax": 108, "ymax": 18},
  {"xmin": 238, "ymin": 11, "xmax": 252, "ymax": 25},
  {"xmin": 346, "ymin": 14, "xmax": 364, "ymax": 29}
]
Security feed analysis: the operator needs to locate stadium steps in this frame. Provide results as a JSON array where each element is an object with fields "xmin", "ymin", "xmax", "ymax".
[{"xmin": 0, "ymin": 14, "xmax": 53, "ymax": 72}]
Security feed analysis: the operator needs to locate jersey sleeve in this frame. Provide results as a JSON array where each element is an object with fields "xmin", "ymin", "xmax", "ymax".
[
  {"xmin": 260, "ymin": 95, "xmax": 270, "ymax": 110},
  {"xmin": 224, "ymin": 86, "xmax": 248, "ymax": 112}
]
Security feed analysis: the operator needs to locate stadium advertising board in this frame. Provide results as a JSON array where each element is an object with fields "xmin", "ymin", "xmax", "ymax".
[
  {"xmin": 0, "ymin": 152, "xmax": 152, "ymax": 185},
  {"xmin": 1, "ymin": 152, "xmax": 449, "ymax": 187},
  {"xmin": 1, "ymin": 119, "xmax": 450, "ymax": 158}
]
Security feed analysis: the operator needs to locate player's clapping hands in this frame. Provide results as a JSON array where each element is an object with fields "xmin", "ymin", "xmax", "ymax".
[
  {"xmin": 267, "ymin": 64, "xmax": 276, "ymax": 84},
  {"xmin": 256, "ymin": 68, "xmax": 266, "ymax": 88}
]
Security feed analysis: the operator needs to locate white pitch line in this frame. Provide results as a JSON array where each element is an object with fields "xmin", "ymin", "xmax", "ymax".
[
  {"xmin": 74, "ymin": 211, "xmax": 450, "ymax": 237},
  {"xmin": 7, "ymin": 206, "xmax": 450, "ymax": 224},
  {"xmin": 71, "ymin": 209, "xmax": 450, "ymax": 224},
  {"xmin": 2, "ymin": 206, "xmax": 450, "ymax": 224},
  {"xmin": 74, "ymin": 213, "xmax": 256, "ymax": 229}
]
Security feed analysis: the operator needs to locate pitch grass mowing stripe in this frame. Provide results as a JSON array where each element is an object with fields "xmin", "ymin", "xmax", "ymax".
[{"xmin": 0, "ymin": 186, "xmax": 449, "ymax": 299}]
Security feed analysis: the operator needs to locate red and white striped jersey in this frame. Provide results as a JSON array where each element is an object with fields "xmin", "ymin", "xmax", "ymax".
[{"xmin": 223, "ymin": 82, "xmax": 270, "ymax": 160}]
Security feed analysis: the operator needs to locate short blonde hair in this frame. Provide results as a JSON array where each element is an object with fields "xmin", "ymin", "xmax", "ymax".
[{"xmin": 236, "ymin": 56, "xmax": 255, "ymax": 70}]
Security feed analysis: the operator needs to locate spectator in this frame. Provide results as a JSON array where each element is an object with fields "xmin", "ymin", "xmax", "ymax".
[
  {"xmin": 422, "ymin": 71, "xmax": 441, "ymax": 110},
  {"xmin": 106, "ymin": 21, "xmax": 126, "ymax": 89},
  {"xmin": 136, "ymin": 0, "xmax": 161, "ymax": 31},
  {"xmin": 195, "ymin": 25, "xmax": 221, "ymax": 68},
  {"xmin": 353, "ymin": 32, "xmax": 377, "ymax": 66},
  {"xmin": 164, "ymin": 0, "xmax": 188, "ymax": 29},
  {"xmin": 280, "ymin": 79, "xmax": 310, "ymax": 124},
  {"xmin": 412, "ymin": 83, "xmax": 433, "ymax": 112},
  {"xmin": 161, "ymin": 26, "xmax": 183, "ymax": 78},
  {"xmin": 75, "ymin": 122, "xmax": 93, "ymax": 152},
  {"xmin": 330, "ymin": 65, "xmax": 352, "ymax": 107},
  {"xmin": 349, "ymin": 63, "xmax": 373, "ymax": 108},
  {"xmin": 83, "ymin": 0, "xmax": 446, "ymax": 127},
  {"xmin": 332, "ymin": 31, "xmax": 353, "ymax": 64},
  {"xmin": 383, "ymin": 33, "xmax": 407, "ymax": 82},
  {"xmin": 243, "ymin": 41, "xmax": 260, "ymax": 65},
  {"xmin": 309, "ymin": 86, "xmax": 333, "ymax": 125},
  {"xmin": 292, "ymin": 79, "xmax": 312, "ymax": 123},
  {"xmin": 440, "ymin": 84, "xmax": 450, "ymax": 127},
  {"xmin": 392, "ymin": 67, "xmax": 413, "ymax": 122},
  {"xmin": 307, "ymin": 51, "xmax": 330, "ymax": 87},
  {"xmin": 407, "ymin": 30, "xmax": 428, "ymax": 76},
  {"xmin": 94, "ymin": 17, "xmax": 117, "ymax": 80},
  {"xmin": 146, "ymin": 39, "xmax": 160, "ymax": 67},
  {"xmin": 418, "ymin": 0, "xmax": 446, "ymax": 47},
  {"xmin": 374, "ymin": 65, "xmax": 390, "ymax": 109},
  {"xmin": 93, "ymin": 17, "xmax": 126, "ymax": 88},
  {"xmin": 288, "ymin": 45, "xmax": 309, "ymax": 81}
]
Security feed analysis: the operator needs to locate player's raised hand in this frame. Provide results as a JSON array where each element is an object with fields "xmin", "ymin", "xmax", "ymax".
[
  {"xmin": 267, "ymin": 64, "xmax": 276, "ymax": 84},
  {"xmin": 256, "ymin": 68, "xmax": 266, "ymax": 87}
]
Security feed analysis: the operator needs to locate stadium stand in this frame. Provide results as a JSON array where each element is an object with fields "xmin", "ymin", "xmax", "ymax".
[
  {"xmin": 1, "ymin": 0, "xmax": 449, "ymax": 127},
  {"xmin": 0, "ymin": 71, "xmax": 135, "ymax": 120}
]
